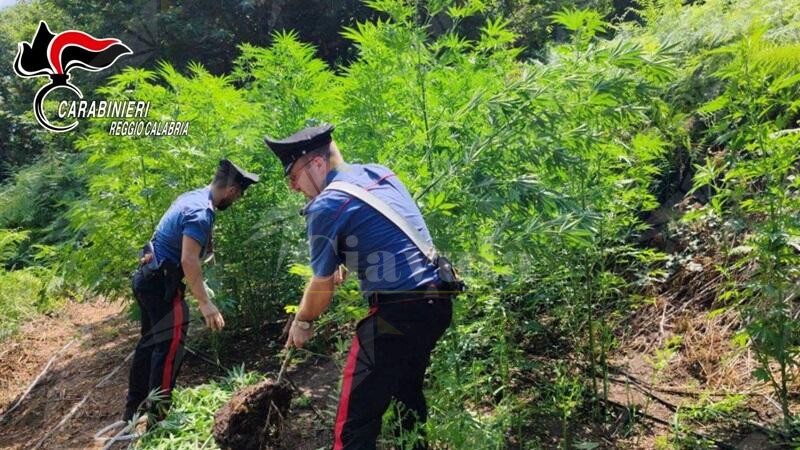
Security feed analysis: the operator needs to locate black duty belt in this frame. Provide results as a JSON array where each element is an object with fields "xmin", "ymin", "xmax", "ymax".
[
  {"xmin": 139, "ymin": 260, "xmax": 183, "ymax": 281},
  {"xmin": 366, "ymin": 289, "xmax": 452, "ymax": 306}
]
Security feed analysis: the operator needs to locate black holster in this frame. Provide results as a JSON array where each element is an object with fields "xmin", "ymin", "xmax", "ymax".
[{"xmin": 433, "ymin": 255, "xmax": 466, "ymax": 294}]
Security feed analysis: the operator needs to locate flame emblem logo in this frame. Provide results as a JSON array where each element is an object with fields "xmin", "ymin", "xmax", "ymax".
[{"xmin": 13, "ymin": 21, "xmax": 132, "ymax": 132}]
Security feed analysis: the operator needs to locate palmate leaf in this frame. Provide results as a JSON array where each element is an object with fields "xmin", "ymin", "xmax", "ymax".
[
  {"xmin": 479, "ymin": 17, "xmax": 517, "ymax": 50},
  {"xmin": 432, "ymin": 31, "xmax": 474, "ymax": 55},
  {"xmin": 363, "ymin": 0, "xmax": 414, "ymax": 22},
  {"xmin": 550, "ymin": 8, "xmax": 607, "ymax": 38},
  {"xmin": 629, "ymin": 131, "xmax": 668, "ymax": 162},
  {"xmin": 341, "ymin": 20, "xmax": 384, "ymax": 49},
  {"xmin": 605, "ymin": 40, "xmax": 645, "ymax": 69},
  {"xmin": 447, "ymin": 0, "xmax": 486, "ymax": 20}
]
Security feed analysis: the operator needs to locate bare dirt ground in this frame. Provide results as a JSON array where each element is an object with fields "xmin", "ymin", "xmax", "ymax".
[
  {"xmin": 511, "ymin": 256, "xmax": 798, "ymax": 449},
  {"xmin": 0, "ymin": 299, "xmax": 137, "ymax": 449},
  {"xmin": 2, "ymin": 288, "xmax": 793, "ymax": 449},
  {"xmin": 0, "ymin": 299, "xmax": 341, "ymax": 450},
  {"xmin": 604, "ymin": 262, "xmax": 798, "ymax": 450}
]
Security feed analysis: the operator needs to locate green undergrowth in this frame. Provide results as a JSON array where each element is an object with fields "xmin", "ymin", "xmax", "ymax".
[
  {"xmin": 0, "ymin": 229, "xmax": 66, "ymax": 341},
  {"xmin": 135, "ymin": 367, "xmax": 263, "ymax": 450}
]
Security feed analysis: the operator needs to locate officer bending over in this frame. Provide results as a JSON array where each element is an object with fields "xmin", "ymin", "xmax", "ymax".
[
  {"xmin": 266, "ymin": 124, "xmax": 457, "ymax": 450},
  {"xmin": 122, "ymin": 159, "xmax": 258, "ymax": 423}
]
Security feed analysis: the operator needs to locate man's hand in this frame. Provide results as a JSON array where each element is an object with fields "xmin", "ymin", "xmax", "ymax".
[
  {"xmin": 285, "ymin": 319, "xmax": 314, "ymax": 348},
  {"xmin": 333, "ymin": 265, "xmax": 348, "ymax": 286},
  {"xmin": 140, "ymin": 253, "xmax": 154, "ymax": 265},
  {"xmin": 284, "ymin": 276, "xmax": 333, "ymax": 348},
  {"xmin": 198, "ymin": 300, "xmax": 225, "ymax": 331}
]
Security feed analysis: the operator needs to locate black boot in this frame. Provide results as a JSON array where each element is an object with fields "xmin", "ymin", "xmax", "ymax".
[{"xmin": 122, "ymin": 405, "xmax": 139, "ymax": 422}]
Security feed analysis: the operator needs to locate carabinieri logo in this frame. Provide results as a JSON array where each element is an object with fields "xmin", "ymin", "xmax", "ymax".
[{"xmin": 13, "ymin": 21, "xmax": 132, "ymax": 132}]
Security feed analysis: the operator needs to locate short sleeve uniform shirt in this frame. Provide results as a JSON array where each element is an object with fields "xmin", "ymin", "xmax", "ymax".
[
  {"xmin": 304, "ymin": 164, "xmax": 440, "ymax": 295},
  {"xmin": 152, "ymin": 187, "xmax": 215, "ymax": 265}
]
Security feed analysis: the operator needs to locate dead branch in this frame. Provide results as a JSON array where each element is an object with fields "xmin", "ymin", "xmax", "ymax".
[
  {"xmin": 0, "ymin": 339, "xmax": 76, "ymax": 423},
  {"xmin": 33, "ymin": 349, "xmax": 135, "ymax": 449},
  {"xmin": 608, "ymin": 366, "xmax": 763, "ymax": 397},
  {"xmin": 608, "ymin": 375, "xmax": 678, "ymax": 412},
  {"xmin": 601, "ymin": 398, "xmax": 738, "ymax": 450},
  {"xmin": 658, "ymin": 297, "xmax": 669, "ymax": 345}
]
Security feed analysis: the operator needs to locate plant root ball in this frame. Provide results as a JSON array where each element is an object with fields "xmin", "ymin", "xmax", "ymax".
[{"xmin": 213, "ymin": 380, "xmax": 293, "ymax": 450}]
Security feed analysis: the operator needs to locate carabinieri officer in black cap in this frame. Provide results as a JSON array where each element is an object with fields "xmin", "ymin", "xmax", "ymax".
[
  {"xmin": 122, "ymin": 159, "xmax": 258, "ymax": 424},
  {"xmin": 266, "ymin": 124, "xmax": 455, "ymax": 450}
]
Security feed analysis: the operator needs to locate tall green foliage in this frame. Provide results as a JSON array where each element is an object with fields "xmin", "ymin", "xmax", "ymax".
[
  {"xmin": 63, "ymin": 2, "xmax": 674, "ymax": 443},
  {"xmin": 37, "ymin": 0, "xmax": 800, "ymax": 445},
  {"xmin": 64, "ymin": 63, "xmax": 304, "ymax": 325},
  {"xmin": 691, "ymin": 30, "xmax": 800, "ymax": 429},
  {"xmin": 0, "ymin": 229, "xmax": 64, "ymax": 340}
]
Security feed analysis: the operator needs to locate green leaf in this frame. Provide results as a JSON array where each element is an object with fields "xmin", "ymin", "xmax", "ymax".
[
  {"xmin": 697, "ymin": 95, "xmax": 730, "ymax": 115},
  {"xmin": 752, "ymin": 367, "xmax": 771, "ymax": 382},
  {"xmin": 707, "ymin": 307, "xmax": 727, "ymax": 319},
  {"xmin": 549, "ymin": 8, "xmax": 607, "ymax": 38},
  {"xmin": 731, "ymin": 331, "xmax": 749, "ymax": 349},
  {"xmin": 288, "ymin": 263, "xmax": 313, "ymax": 279}
]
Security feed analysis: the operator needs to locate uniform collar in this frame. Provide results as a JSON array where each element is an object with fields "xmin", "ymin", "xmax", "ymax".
[
  {"xmin": 206, "ymin": 186, "xmax": 215, "ymax": 211},
  {"xmin": 301, "ymin": 164, "xmax": 353, "ymax": 217},
  {"xmin": 324, "ymin": 162, "xmax": 352, "ymax": 188},
  {"xmin": 300, "ymin": 199, "xmax": 314, "ymax": 216}
]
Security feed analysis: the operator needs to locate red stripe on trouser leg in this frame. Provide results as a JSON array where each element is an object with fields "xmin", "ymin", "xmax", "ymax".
[
  {"xmin": 160, "ymin": 289, "xmax": 183, "ymax": 393},
  {"xmin": 333, "ymin": 334, "xmax": 361, "ymax": 450}
]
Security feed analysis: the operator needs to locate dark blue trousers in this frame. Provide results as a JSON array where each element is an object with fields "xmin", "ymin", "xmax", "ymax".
[
  {"xmin": 333, "ymin": 297, "xmax": 452, "ymax": 450},
  {"xmin": 123, "ymin": 267, "xmax": 188, "ymax": 421}
]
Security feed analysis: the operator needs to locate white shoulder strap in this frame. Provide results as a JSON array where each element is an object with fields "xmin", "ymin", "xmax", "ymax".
[{"xmin": 324, "ymin": 181, "xmax": 438, "ymax": 262}]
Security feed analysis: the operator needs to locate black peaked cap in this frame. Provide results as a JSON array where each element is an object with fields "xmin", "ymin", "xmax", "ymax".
[
  {"xmin": 219, "ymin": 159, "xmax": 259, "ymax": 190},
  {"xmin": 264, "ymin": 123, "xmax": 335, "ymax": 175}
]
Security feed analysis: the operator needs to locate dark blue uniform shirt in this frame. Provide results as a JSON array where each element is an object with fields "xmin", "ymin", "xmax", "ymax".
[
  {"xmin": 152, "ymin": 187, "xmax": 215, "ymax": 265},
  {"xmin": 304, "ymin": 163, "xmax": 440, "ymax": 295}
]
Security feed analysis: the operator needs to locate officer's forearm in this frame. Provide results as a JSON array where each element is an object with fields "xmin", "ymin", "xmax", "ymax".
[
  {"xmin": 296, "ymin": 276, "xmax": 335, "ymax": 321},
  {"xmin": 181, "ymin": 256, "xmax": 210, "ymax": 304}
]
